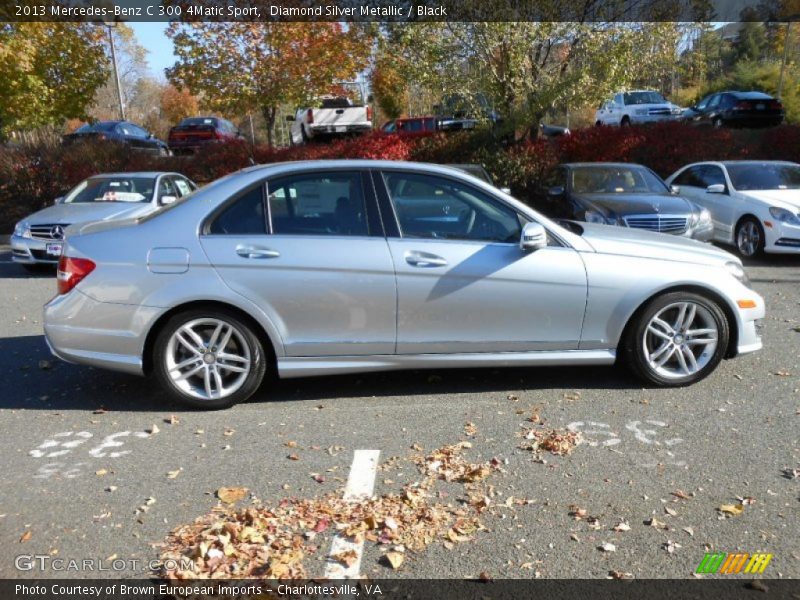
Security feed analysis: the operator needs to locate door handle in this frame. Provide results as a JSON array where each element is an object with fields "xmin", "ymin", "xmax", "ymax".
[
  {"xmin": 405, "ymin": 251, "xmax": 447, "ymax": 268},
  {"xmin": 235, "ymin": 245, "xmax": 280, "ymax": 259}
]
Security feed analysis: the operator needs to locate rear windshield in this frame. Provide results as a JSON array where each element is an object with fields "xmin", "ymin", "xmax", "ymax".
[
  {"xmin": 64, "ymin": 177, "xmax": 155, "ymax": 203},
  {"xmin": 179, "ymin": 117, "xmax": 218, "ymax": 127},
  {"xmin": 727, "ymin": 164, "xmax": 800, "ymax": 191}
]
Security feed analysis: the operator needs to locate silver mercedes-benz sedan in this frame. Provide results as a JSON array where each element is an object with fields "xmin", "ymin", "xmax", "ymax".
[
  {"xmin": 43, "ymin": 161, "xmax": 764, "ymax": 409},
  {"xmin": 12, "ymin": 172, "xmax": 196, "ymax": 268}
]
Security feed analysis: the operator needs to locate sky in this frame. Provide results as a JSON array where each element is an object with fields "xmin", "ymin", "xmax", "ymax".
[{"xmin": 128, "ymin": 22, "xmax": 176, "ymax": 79}]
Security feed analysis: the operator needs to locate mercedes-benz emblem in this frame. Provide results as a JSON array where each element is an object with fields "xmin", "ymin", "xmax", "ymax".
[{"xmin": 51, "ymin": 225, "xmax": 64, "ymax": 240}]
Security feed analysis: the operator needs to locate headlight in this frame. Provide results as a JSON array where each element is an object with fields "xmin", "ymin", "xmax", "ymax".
[
  {"xmin": 725, "ymin": 261, "xmax": 751, "ymax": 288},
  {"xmin": 768, "ymin": 207, "xmax": 800, "ymax": 225},
  {"xmin": 14, "ymin": 222, "xmax": 31, "ymax": 238},
  {"xmin": 584, "ymin": 210, "xmax": 608, "ymax": 224}
]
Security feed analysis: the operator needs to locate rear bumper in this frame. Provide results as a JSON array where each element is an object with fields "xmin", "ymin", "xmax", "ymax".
[
  {"xmin": 43, "ymin": 289, "xmax": 161, "ymax": 376},
  {"xmin": 308, "ymin": 123, "xmax": 372, "ymax": 135}
]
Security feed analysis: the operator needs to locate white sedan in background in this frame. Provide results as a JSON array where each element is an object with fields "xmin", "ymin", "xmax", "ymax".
[{"xmin": 666, "ymin": 161, "xmax": 800, "ymax": 257}]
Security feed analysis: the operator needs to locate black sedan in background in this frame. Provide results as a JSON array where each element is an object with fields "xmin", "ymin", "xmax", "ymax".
[
  {"xmin": 534, "ymin": 163, "xmax": 714, "ymax": 241},
  {"xmin": 683, "ymin": 91, "xmax": 784, "ymax": 128},
  {"xmin": 63, "ymin": 121, "xmax": 171, "ymax": 155}
]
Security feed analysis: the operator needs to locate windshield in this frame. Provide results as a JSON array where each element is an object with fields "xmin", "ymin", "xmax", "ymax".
[
  {"xmin": 624, "ymin": 91, "xmax": 667, "ymax": 105},
  {"xmin": 727, "ymin": 164, "xmax": 800, "ymax": 191},
  {"xmin": 75, "ymin": 122, "xmax": 117, "ymax": 133},
  {"xmin": 64, "ymin": 177, "xmax": 155, "ymax": 203},
  {"xmin": 570, "ymin": 166, "xmax": 669, "ymax": 194}
]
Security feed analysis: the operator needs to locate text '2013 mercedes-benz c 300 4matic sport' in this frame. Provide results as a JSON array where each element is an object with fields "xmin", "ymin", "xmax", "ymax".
[{"xmin": 43, "ymin": 161, "xmax": 765, "ymax": 409}]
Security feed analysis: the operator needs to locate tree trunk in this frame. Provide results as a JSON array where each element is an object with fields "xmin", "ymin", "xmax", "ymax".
[{"xmin": 261, "ymin": 105, "xmax": 277, "ymax": 147}]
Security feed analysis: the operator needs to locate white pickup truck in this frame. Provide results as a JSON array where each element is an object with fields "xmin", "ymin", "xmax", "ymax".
[
  {"xmin": 594, "ymin": 90, "xmax": 682, "ymax": 127},
  {"xmin": 288, "ymin": 84, "xmax": 373, "ymax": 144}
]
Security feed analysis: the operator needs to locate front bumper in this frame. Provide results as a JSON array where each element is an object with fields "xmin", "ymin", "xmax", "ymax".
[
  {"xmin": 11, "ymin": 234, "xmax": 61, "ymax": 265},
  {"xmin": 764, "ymin": 219, "xmax": 800, "ymax": 254},
  {"xmin": 733, "ymin": 292, "xmax": 765, "ymax": 356},
  {"xmin": 629, "ymin": 114, "xmax": 681, "ymax": 124}
]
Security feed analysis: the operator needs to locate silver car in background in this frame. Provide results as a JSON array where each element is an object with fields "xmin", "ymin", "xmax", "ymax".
[
  {"xmin": 43, "ymin": 161, "xmax": 764, "ymax": 409},
  {"xmin": 12, "ymin": 172, "xmax": 196, "ymax": 268}
]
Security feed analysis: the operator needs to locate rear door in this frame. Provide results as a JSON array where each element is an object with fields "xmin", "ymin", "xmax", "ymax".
[{"xmin": 199, "ymin": 170, "xmax": 396, "ymax": 357}]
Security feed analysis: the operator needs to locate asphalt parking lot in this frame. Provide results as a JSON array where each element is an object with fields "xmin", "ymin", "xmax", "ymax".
[{"xmin": 0, "ymin": 244, "xmax": 797, "ymax": 581}]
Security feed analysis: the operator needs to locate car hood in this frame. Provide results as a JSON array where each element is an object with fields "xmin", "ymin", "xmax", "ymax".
[
  {"xmin": 22, "ymin": 202, "xmax": 155, "ymax": 226},
  {"xmin": 577, "ymin": 222, "xmax": 736, "ymax": 266},
  {"xmin": 738, "ymin": 189, "xmax": 800, "ymax": 211},
  {"xmin": 574, "ymin": 193, "xmax": 694, "ymax": 217}
]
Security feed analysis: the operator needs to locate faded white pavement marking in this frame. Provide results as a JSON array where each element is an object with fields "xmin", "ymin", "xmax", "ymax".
[{"xmin": 324, "ymin": 449, "xmax": 380, "ymax": 579}]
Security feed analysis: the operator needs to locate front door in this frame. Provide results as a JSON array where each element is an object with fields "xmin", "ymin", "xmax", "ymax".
[{"xmin": 376, "ymin": 169, "xmax": 588, "ymax": 354}]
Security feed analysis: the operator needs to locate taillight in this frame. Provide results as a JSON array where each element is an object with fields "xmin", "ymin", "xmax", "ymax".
[
  {"xmin": 366, "ymin": 105, "xmax": 373, "ymax": 121},
  {"xmin": 306, "ymin": 108, "xmax": 314, "ymax": 124},
  {"xmin": 57, "ymin": 256, "xmax": 96, "ymax": 295},
  {"xmin": 772, "ymin": 100, "xmax": 783, "ymax": 110},
  {"xmin": 734, "ymin": 101, "xmax": 753, "ymax": 111}
]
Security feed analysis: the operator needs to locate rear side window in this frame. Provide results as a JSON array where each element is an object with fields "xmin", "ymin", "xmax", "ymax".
[
  {"xmin": 267, "ymin": 172, "xmax": 368, "ymax": 236},
  {"xmin": 208, "ymin": 186, "xmax": 266, "ymax": 235}
]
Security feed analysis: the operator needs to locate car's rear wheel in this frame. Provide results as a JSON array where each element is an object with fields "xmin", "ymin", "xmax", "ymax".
[
  {"xmin": 153, "ymin": 309, "xmax": 266, "ymax": 409},
  {"xmin": 623, "ymin": 292, "xmax": 729, "ymax": 387},
  {"xmin": 735, "ymin": 216, "xmax": 765, "ymax": 258}
]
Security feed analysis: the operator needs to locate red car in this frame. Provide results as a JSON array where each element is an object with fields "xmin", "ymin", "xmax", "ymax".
[
  {"xmin": 381, "ymin": 116, "xmax": 438, "ymax": 134},
  {"xmin": 167, "ymin": 117, "xmax": 244, "ymax": 154}
]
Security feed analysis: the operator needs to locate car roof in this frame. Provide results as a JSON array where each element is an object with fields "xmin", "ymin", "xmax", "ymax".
[
  {"xmin": 236, "ymin": 160, "xmax": 486, "ymax": 177},
  {"xmin": 720, "ymin": 91, "xmax": 774, "ymax": 99}
]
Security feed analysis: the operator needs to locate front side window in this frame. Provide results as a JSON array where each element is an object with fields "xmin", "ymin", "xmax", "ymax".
[
  {"xmin": 699, "ymin": 166, "xmax": 726, "ymax": 188},
  {"xmin": 208, "ymin": 186, "xmax": 266, "ymax": 235},
  {"xmin": 382, "ymin": 172, "xmax": 522, "ymax": 243},
  {"xmin": 267, "ymin": 172, "xmax": 368, "ymax": 236},
  {"xmin": 672, "ymin": 166, "xmax": 705, "ymax": 188}
]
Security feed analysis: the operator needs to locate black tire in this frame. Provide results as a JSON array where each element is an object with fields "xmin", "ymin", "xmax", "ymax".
[
  {"xmin": 734, "ymin": 216, "xmax": 765, "ymax": 258},
  {"xmin": 300, "ymin": 125, "xmax": 309, "ymax": 143},
  {"xmin": 153, "ymin": 309, "xmax": 267, "ymax": 409},
  {"xmin": 712, "ymin": 116, "xmax": 723, "ymax": 128},
  {"xmin": 620, "ymin": 116, "xmax": 631, "ymax": 127},
  {"xmin": 595, "ymin": 120, "xmax": 602, "ymax": 127},
  {"xmin": 621, "ymin": 291, "xmax": 730, "ymax": 387}
]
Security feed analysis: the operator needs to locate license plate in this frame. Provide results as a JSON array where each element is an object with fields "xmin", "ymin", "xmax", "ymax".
[
  {"xmin": 756, "ymin": 103, "xmax": 765, "ymax": 110},
  {"xmin": 46, "ymin": 242, "xmax": 63, "ymax": 257},
  {"xmin": 335, "ymin": 126, "xmax": 347, "ymax": 133}
]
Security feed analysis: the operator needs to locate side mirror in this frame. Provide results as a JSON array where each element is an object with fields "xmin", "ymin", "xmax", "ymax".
[
  {"xmin": 520, "ymin": 222, "xmax": 547, "ymax": 252},
  {"xmin": 548, "ymin": 185, "xmax": 565, "ymax": 197},
  {"xmin": 285, "ymin": 115, "xmax": 295, "ymax": 122},
  {"xmin": 54, "ymin": 196, "xmax": 64, "ymax": 205},
  {"xmin": 670, "ymin": 185, "xmax": 680, "ymax": 195},
  {"xmin": 706, "ymin": 184, "xmax": 726, "ymax": 194},
  {"xmin": 160, "ymin": 195, "xmax": 177, "ymax": 205}
]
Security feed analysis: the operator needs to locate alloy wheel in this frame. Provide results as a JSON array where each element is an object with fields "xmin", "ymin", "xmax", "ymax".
[
  {"xmin": 165, "ymin": 318, "xmax": 251, "ymax": 401},
  {"xmin": 642, "ymin": 301, "xmax": 719, "ymax": 380},
  {"xmin": 737, "ymin": 220, "xmax": 761, "ymax": 257}
]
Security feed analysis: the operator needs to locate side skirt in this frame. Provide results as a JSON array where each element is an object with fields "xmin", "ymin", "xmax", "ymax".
[{"xmin": 277, "ymin": 349, "xmax": 616, "ymax": 379}]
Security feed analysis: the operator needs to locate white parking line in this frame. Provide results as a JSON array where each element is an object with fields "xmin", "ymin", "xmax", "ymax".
[{"xmin": 324, "ymin": 449, "xmax": 380, "ymax": 579}]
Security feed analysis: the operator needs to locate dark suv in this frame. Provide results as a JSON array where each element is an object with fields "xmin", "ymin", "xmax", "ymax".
[
  {"xmin": 63, "ymin": 121, "xmax": 170, "ymax": 155},
  {"xmin": 683, "ymin": 91, "xmax": 784, "ymax": 128}
]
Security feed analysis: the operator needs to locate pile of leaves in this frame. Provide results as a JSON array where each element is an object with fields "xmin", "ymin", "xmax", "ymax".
[
  {"xmin": 518, "ymin": 427, "xmax": 582, "ymax": 459},
  {"xmin": 159, "ymin": 443, "xmax": 498, "ymax": 580}
]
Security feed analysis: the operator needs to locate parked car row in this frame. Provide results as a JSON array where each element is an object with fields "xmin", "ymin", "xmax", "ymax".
[
  {"xmin": 595, "ymin": 88, "xmax": 784, "ymax": 129},
  {"xmin": 63, "ymin": 116, "xmax": 246, "ymax": 155},
  {"xmin": 532, "ymin": 160, "xmax": 800, "ymax": 258}
]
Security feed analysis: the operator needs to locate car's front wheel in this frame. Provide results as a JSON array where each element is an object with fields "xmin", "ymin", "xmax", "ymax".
[
  {"xmin": 623, "ymin": 292, "xmax": 729, "ymax": 387},
  {"xmin": 153, "ymin": 309, "xmax": 267, "ymax": 409},
  {"xmin": 735, "ymin": 216, "xmax": 765, "ymax": 258}
]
